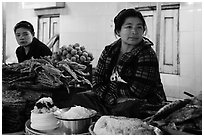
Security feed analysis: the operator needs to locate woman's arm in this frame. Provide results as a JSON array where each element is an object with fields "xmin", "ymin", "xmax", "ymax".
[
  {"xmin": 92, "ymin": 48, "xmax": 109, "ymax": 99},
  {"xmin": 93, "ymin": 45, "xmax": 120, "ymax": 105},
  {"xmin": 119, "ymin": 48, "xmax": 161, "ymax": 99}
]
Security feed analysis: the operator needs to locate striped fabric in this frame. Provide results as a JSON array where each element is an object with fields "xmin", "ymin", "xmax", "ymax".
[{"xmin": 93, "ymin": 38, "xmax": 166, "ymax": 105}]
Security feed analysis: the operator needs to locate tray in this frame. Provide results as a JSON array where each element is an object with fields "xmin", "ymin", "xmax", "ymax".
[
  {"xmin": 25, "ymin": 120, "xmax": 61, "ymax": 135},
  {"xmin": 25, "ymin": 119, "xmax": 91, "ymax": 135}
]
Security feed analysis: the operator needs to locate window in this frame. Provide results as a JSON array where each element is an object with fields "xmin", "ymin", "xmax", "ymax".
[
  {"xmin": 137, "ymin": 3, "xmax": 180, "ymax": 75},
  {"xmin": 38, "ymin": 15, "xmax": 60, "ymax": 52},
  {"xmin": 160, "ymin": 9, "xmax": 179, "ymax": 74}
]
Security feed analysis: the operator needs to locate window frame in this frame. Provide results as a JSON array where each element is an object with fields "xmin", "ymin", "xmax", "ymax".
[
  {"xmin": 38, "ymin": 14, "xmax": 60, "ymax": 52},
  {"xmin": 136, "ymin": 3, "xmax": 180, "ymax": 75}
]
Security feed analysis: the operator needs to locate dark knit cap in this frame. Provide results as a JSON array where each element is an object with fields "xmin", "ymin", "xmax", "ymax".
[{"xmin": 14, "ymin": 21, "xmax": 35, "ymax": 35}]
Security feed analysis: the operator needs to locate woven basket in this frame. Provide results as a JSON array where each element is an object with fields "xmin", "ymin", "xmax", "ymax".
[{"xmin": 2, "ymin": 100, "xmax": 26, "ymax": 133}]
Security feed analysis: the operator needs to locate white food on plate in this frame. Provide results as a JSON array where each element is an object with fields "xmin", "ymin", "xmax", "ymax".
[{"xmin": 61, "ymin": 106, "xmax": 96, "ymax": 119}]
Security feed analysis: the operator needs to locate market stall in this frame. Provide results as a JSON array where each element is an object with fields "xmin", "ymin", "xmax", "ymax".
[{"xmin": 2, "ymin": 43, "xmax": 202, "ymax": 135}]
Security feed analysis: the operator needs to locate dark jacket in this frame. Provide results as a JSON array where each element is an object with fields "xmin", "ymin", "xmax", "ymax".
[
  {"xmin": 16, "ymin": 37, "xmax": 52, "ymax": 63},
  {"xmin": 93, "ymin": 37, "xmax": 167, "ymax": 105}
]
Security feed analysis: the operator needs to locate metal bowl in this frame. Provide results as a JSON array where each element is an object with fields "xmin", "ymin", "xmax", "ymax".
[{"xmin": 55, "ymin": 107, "xmax": 96, "ymax": 134}]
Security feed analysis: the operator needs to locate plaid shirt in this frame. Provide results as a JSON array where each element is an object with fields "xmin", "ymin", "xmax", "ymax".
[{"xmin": 93, "ymin": 38, "xmax": 166, "ymax": 105}]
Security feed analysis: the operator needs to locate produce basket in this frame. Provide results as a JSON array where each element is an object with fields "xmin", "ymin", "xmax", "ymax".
[{"xmin": 2, "ymin": 98, "xmax": 26, "ymax": 133}]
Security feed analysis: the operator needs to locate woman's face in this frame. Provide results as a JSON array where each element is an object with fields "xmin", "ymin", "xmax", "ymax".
[
  {"xmin": 15, "ymin": 28, "xmax": 34, "ymax": 47},
  {"xmin": 118, "ymin": 17, "xmax": 144, "ymax": 46}
]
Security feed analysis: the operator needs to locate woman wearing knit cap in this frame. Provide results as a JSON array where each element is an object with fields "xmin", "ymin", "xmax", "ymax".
[{"xmin": 14, "ymin": 21, "xmax": 52, "ymax": 63}]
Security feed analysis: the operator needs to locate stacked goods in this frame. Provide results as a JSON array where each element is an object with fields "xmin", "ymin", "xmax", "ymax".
[
  {"xmin": 147, "ymin": 93, "xmax": 202, "ymax": 134},
  {"xmin": 56, "ymin": 58, "xmax": 92, "ymax": 92},
  {"xmin": 2, "ymin": 58, "xmax": 63, "ymax": 90},
  {"xmin": 50, "ymin": 43, "xmax": 94, "ymax": 65},
  {"xmin": 2, "ymin": 62, "xmax": 36, "ymax": 89},
  {"xmin": 40, "ymin": 43, "xmax": 94, "ymax": 84},
  {"xmin": 2, "ymin": 57, "xmax": 92, "ymax": 91}
]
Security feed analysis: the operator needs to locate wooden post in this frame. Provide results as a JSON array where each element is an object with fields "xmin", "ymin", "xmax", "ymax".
[
  {"xmin": 2, "ymin": 3, "xmax": 6, "ymax": 63},
  {"xmin": 156, "ymin": 2, "xmax": 161, "ymax": 59}
]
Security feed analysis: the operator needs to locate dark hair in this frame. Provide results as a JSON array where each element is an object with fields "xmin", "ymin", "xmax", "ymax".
[
  {"xmin": 14, "ymin": 21, "xmax": 35, "ymax": 35},
  {"xmin": 114, "ymin": 8, "xmax": 147, "ymax": 36}
]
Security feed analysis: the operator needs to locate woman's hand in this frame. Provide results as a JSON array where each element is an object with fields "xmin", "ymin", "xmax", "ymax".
[{"xmin": 105, "ymin": 94, "xmax": 116, "ymax": 105}]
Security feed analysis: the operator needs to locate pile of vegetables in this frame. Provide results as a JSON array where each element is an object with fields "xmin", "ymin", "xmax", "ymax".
[{"xmin": 51, "ymin": 43, "xmax": 94, "ymax": 65}]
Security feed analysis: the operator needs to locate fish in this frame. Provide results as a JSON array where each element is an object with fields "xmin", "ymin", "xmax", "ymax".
[{"xmin": 150, "ymin": 98, "xmax": 191, "ymax": 121}]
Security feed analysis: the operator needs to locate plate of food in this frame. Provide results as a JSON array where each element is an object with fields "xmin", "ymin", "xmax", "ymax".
[{"xmin": 89, "ymin": 115, "xmax": 163, "ymax": 135}]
